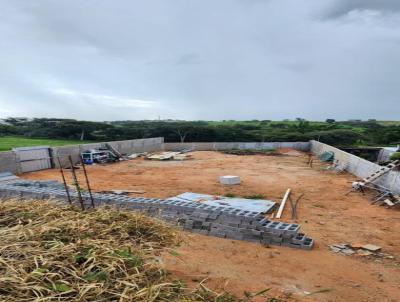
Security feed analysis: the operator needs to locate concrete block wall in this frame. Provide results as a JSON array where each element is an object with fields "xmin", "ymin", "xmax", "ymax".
[
  {"xmin": 0, "ymin": 137, "xmax": 164, "ymax": 171},
  {"xmin": 164, "ymin": 142, "xmax": 311, "ymax": 152},
  {"xmin": 53, "ymin": 137, "xmax": 164, "ymax": 167},
  {"xmin": 310, "ymin": 140, "xmax": 400, "ymax": 194},
  {"xmin": 0, "ymin": 151, "xmax": 20, "ymax": 174},
  {"xmin": 0, "ymin": 179, "xmax": 314, "ymax": 250}
]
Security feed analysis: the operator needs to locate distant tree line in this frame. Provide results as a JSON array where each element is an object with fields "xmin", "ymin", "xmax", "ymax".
[{"xmin": 0, "ymin": 117, "xmax": 399, "ymax": 147}]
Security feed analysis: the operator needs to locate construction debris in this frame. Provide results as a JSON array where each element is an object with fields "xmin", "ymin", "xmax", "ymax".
[
  {"xmin": 329, "ymin": 243, "xmax": 392, "ymax": 259},
  {"xmin": 289, "ymin": 193, "xmax": 303, "ymax": 219},
  {"xmin": 327, "ymin": 159, "xmax": 348, "ymax": 173},
  {"xmin": 275, "ymin": 188, "xmax": 291, "ymax": 219},
  {"xmin": 146, "ymin": 151, "xmax": 190, "ymax": 161},
  {"xmin": 219, "ymin": 175, "xmax": 241, "ymax": 185},
  {"xmin": 349, "ymin": 160, "xmax": 400, "ymax": 208},
  {"xmin": 104, "ymin": 142, "xmax": 122, "ymax": 158},
  {"xmin": 361, "ymin": 244, "xmax": 382, "ymax": 252},
  {"xmin": 81, "ymin": 149, "xmax": 119, "ymax": 164},
  {"xmin": 352, "ymin": 160, "xmax": 399, "ymax": 191},
  {"xmin": 0, "ymin": 180, "xmax": 312, "ymax": 250},
  {"xmin": 168, "ymin": 192, "xmax": 276, "ymax": 213},
  {"xmin": 319, "ymin": 151, "xmax": 335, "ymax": 162}
]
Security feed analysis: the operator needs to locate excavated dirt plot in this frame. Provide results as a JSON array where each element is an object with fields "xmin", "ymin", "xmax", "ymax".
[{"xmin": 23, "ymin": 150, "xmax": 400, "ymax": 302}]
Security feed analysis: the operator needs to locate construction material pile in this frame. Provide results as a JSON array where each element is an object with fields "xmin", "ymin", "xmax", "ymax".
[
  {"xmin": 145, "ymin": 151, "xmax": 191, "ymax": 161},
  {"xmin": 168, "ymin": 192, "xmax": 276, "ymax": 213},
  {"xmin": 329, "ymin": 243, "xmax": 395, "ymax": 259},
  {"xmin": 0, "ymin": 200, "xmax": 237, "ymax": 301},
  {"xmin": 0, "ymin": 180, "xmax": 314, "ymax": 250}
]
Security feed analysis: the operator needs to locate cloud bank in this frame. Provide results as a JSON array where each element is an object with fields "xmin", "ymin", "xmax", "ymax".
[{"xmin": 0, "ymin": 0, "xmax": 399, "ymax": 121}]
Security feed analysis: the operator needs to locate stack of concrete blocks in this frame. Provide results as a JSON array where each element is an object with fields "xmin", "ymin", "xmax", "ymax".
[{"xmin": 0, "ymin": 179, "xmax": 314, "ymax": 250}]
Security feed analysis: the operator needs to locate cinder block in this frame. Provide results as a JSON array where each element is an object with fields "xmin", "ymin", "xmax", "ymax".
[
  {"xmin": 292, "ymin": 233, "xmax": 306, "ymax": 245},
  {"xmin": 225, "ymin": 231, "xmax": 244, "ymax": 240},
  {"xmin": 209, "ymin": 229, "xmax": 226, "ymax": 238},
  {"xmin": 271, "ymin": 236, "xmax": 283, "ymax": 243},
  {"xmin": 1, "ymin": 178, "xmax": 316, "ymax": 251},
  {"xmin": 301, "ymin": 237, "xmax": 314, "ymax": 250},
  {"xmin": 219, "ymin": 175, "xmax": 241, "ymax": 185},
  {"xmin": 261, "ymin": 238, "xmax": 272, "ymax": 245}
]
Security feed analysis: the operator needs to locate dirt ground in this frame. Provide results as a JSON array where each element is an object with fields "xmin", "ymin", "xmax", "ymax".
[{"xmin": 23, "ymin": 150, "xmax": 400, "ymax": 301}]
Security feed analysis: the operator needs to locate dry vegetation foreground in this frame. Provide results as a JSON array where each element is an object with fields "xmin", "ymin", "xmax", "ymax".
[
  {"xmin": 0, "ymin": 200, "xmax": 253, "ymax": 301},
  {"xmin": 23, "ymin": 151, "xmax": 400, "ymax": 301}
]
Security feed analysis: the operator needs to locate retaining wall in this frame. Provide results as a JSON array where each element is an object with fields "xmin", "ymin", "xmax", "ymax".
[
  {"xmin": 164, "ymin": 141, "xmax": 311, "ymax": 151},
  {"xmin": 310, "ymin": 140, "xmax": 400, "ymax": 194},
  {"xmin": 0, "ymin": 137, "xmax": 164, "ymax": 172}
]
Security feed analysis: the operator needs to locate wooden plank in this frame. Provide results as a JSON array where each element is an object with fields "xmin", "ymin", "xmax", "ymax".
[{"xmin": 275, "ymin": 188, "xmax": 291, "ymax": 219}]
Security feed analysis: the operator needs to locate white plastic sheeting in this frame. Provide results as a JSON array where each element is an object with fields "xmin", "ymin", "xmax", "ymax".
[{"xmin": 168, "ymin": 192, "xmax": 276, "ymax": 213}]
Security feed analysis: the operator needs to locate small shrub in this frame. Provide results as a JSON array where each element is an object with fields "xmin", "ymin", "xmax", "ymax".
[
  {"xmin": 224, "ymin": 193, "xmax": 237, "ymax": 198},
  {"xmin": 243, "ymin": 194, "xmax": 265, "ymax": 199},
  {"xmin": 390, "ymin": 152, "xmax": 400, "ymax": 160}
]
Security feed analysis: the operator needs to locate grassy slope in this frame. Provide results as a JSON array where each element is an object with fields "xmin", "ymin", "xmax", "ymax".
[{"xmin": 0, "ymin": 136, "xmax": 93, "ymax": 151}]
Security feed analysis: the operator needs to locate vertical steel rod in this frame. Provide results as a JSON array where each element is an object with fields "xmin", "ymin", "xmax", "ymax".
[
  {"xmin": 79, "ymin": 156, "xmax": 95, "ymax": 208},
  {"xmin": 68, "ymin": 155, "xmax": 85, "ymax": 210},
  {"xmin": 57, "ymin": 156, "xmax": 72, "ymax": 204}
]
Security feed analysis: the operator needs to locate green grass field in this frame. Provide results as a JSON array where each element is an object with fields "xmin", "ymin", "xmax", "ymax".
[{"xmin": 0, "ymin": 136, "xmax": 93, "ymax": 151}]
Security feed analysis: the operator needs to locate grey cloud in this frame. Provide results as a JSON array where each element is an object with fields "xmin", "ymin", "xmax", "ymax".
[
  {"xmin": 325, "ymin": 0, "xmax": 400, "ymax": 18},
  {"xmin": 175, "ymin": 53, "xmax": 201, "ymax": 66},
  {"xmin": 0, "ymin": 0, "xmax": 399, "ymax": 121}
]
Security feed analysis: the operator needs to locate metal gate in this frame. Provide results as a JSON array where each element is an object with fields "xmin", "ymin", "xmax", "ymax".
[{"xmin": 13, "ymin": 146, "xmax": 52, "ymax": 173}]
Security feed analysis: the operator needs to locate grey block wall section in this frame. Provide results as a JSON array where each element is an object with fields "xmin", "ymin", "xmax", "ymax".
[
  {"xmin": 0, "ymin": 152, "xmax": 20, "ymax": 174},
  {"xmin": 164, "ymin": 142, "xmax": 311, "ymax": 152},
  {"xmin": 310, "ymin": 140, "xmax": 400, "ymax": 194},
  {"xmin": 53, "ymin": 137, "xmax": 164, "ymax": 167},
  {"xmin": 0, "ymin": 137, "xmax": 164, "ymax": 171},
  {"xmin": 1, "ymin": 139, "xmax": 308, "ymax": 172},
  {"xmin": 0, "ymin": 179, "xmax": 314, "ymax": 250}
]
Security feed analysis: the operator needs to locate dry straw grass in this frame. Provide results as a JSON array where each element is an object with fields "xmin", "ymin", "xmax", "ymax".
[{"xmin": 0, "ymin": 199, "xmax": 240, "ymax": 302}]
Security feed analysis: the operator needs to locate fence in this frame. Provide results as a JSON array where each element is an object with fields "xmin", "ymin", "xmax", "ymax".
[
  {"xmin": 164, "ymin": 141, "xmax": 311, "ymax": 151},
  {"xmin": 2, "ymin": 137, "xmax": 399, "ymax": 194},
  {"xmin": 0, "ymin": 137, "xmax": 164, "ymax": 174}
]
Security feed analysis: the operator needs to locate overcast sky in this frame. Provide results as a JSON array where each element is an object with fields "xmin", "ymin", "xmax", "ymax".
[{"xmin": 1, "ymin": 0, "xmax": 400, "ymax": 121}]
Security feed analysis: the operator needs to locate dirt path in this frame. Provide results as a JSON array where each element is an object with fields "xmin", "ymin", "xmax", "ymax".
[{"xmin": 23, "ymin": 151, "xmax": 400, "ymax": 301}]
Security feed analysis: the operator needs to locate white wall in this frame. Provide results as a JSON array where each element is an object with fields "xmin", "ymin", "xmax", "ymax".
[
  {"xmin": 164, "ymin": 141, "xmax": 311, "ymax": 151},
  {"xmin": 311, "ymin": 140, "xmax": 400, "ymax": 194}
]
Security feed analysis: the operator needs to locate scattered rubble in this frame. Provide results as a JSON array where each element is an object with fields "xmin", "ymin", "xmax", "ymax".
[
  {"xmin": 146, "ymin": 151, "xmax": 191, "ymax": 161},
  {"xmin": 329, "ymin": 243, "xmax": 394, "ymax": 259}
]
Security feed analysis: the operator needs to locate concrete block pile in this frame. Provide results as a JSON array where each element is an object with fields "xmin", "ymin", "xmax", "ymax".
[{"xmin": 0, "ymin": 179, "xmax": 314, "ymax": 250}]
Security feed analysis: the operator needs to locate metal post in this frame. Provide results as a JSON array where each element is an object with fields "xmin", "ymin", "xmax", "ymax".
[
  {"xmin": 80, "ymin": 156, "xmax": 95, "ymax": 208},
  {"xmin": 57, "ymin": 156, "xmax": 72, "ymax": 204},
  {"xmin": 68, "ymin": 155, "xmax": 85, "ymax": 210}
]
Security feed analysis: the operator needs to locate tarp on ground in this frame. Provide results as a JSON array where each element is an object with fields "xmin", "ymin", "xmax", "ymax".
[
  {"xmin": 319, "ymin": 151, "xmax": 335, "ymax": 162},
  {"xmin": 168, "ymin": 192, "xmax": 276, "ymax": 213}
]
